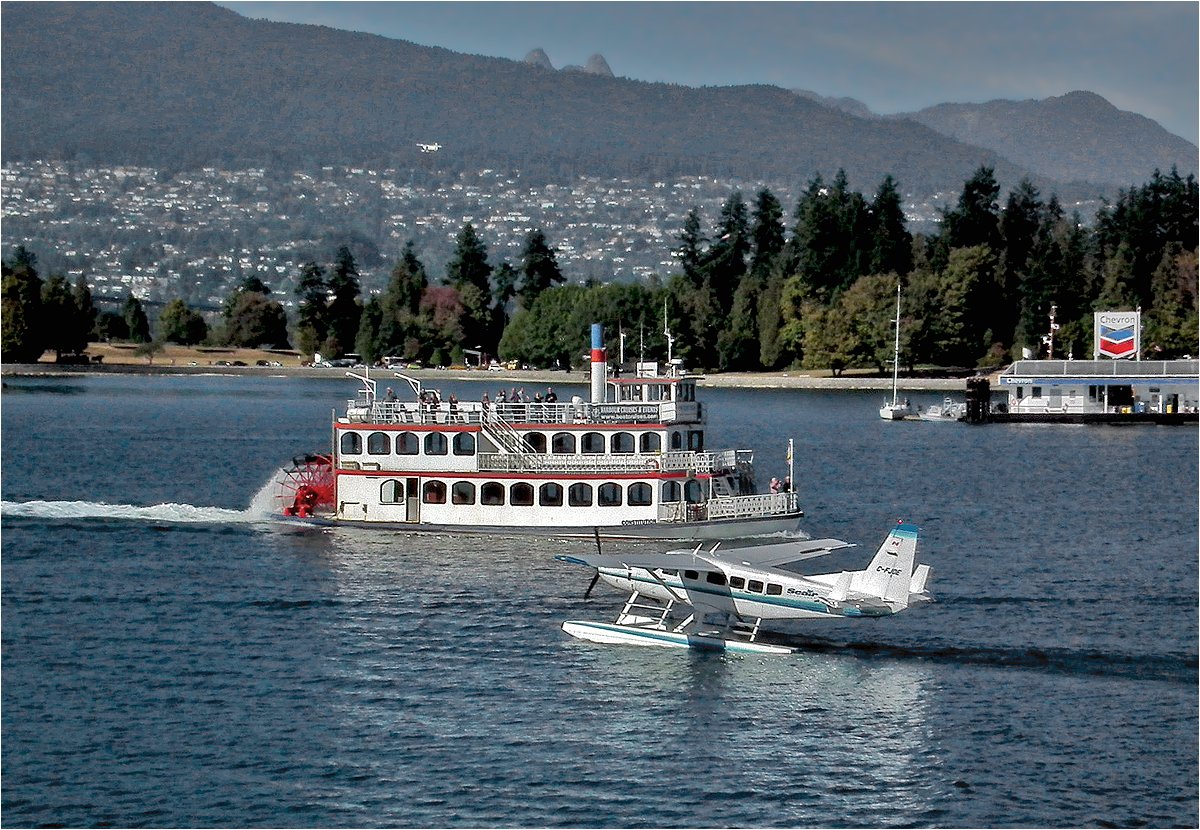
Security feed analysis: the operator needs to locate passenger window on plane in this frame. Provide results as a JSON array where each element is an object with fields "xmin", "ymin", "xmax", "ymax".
[
  {"xmin": 683, "ymin": 570, "xmax": 699, "ymax": 580},
  {"xmin": 340, "ymin": 432, "xmax": 362, "ymax": 455},
  {"xmin": 766, "ymin": 583, "xmax": 783, "ymax": 596},
  {"xmin": 729, "ymin": 576, "xmax": 745, "ymax": 589},
  {"xmin": 660, "ymin": 569, "xmax": 677, "ymax": 577},
  {"xmin": 706, "ymin": 572, "xmax": 727, "ymax": 586},
  {"xmin": 748, "ymin": 580, "xmax": 764, "ymax": 593}
]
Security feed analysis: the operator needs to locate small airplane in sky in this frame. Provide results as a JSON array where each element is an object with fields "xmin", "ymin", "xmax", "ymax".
[
  {"xmin": 416, "ymin": 142, "xmax": 442, "ymax": 153},
  {"xmin": 556, "ymin": 522, "xmax": 932, "ymax": 654}
]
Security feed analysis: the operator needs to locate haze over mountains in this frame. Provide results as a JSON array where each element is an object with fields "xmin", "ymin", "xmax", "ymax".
[{"xmin": 3, "ymin": 1, "xmax": 1194, "ymax": 200}]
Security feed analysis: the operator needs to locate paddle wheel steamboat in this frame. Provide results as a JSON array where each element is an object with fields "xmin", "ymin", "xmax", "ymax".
[{"xmin": 271, "ymin": 325, "xmax": 801, "ymax": 539}]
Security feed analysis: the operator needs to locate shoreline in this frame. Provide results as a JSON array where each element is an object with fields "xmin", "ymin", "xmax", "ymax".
[{"xmin": 1, "ymin": 360, "xmax": 977, "ymax": 391}]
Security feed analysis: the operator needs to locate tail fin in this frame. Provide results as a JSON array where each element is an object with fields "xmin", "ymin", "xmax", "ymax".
[{"xmin": 850, "ymin": 522, "xmax": 920, "ymax": 608}]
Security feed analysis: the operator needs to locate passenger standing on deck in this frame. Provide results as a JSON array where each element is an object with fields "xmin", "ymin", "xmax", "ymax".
[
  {"xmin": 448, "ymin": 393, "xmax": 459, "ymax": 422},
  {"xmin": 545, "ymin": 387, "xmax": 558, "ymax": 403}
]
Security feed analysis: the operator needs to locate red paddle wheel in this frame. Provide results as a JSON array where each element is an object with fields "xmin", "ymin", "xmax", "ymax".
[{"xmin": 278, "ymin": 453, "xmax": 335, "ymax": 518}]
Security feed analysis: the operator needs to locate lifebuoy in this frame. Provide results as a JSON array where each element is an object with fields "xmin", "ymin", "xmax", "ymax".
[{"xmin": 645, "ymin": 458, "xmax": 661, "ymax": 471}]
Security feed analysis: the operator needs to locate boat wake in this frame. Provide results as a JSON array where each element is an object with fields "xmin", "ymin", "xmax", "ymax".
[{"xmin": 0, "ymin": 499, "xmax": 269, "ymax": 525}]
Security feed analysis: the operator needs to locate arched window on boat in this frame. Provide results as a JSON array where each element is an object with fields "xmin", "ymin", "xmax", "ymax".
[
  {"xmin": 611, "ymin": 432, "xmax": 635, "ymax": 454},
  {"xmin": 661, "ymin": 481, "xmax": 682, "ymax": 503},
  {"xmin": 453, "ymin": 432, "xmax": 476, "ymax": 456},
  {"xmin": 367, "ymin": 431, "xmax": 391, "ymax": 455},
  {"xmin": 551, "ymin": 433, "xmax": 576, "ymax": 454},
  {"xmin": 598, "ymin": 482, "xmax": 622, "ymax": 506},
  {"xmin": 687, "ymin": 430, "xmax": 704, "ymax": 451},
  {"xmin": 380, "ymin": 479, "xmax": 404, "ymax": 504},
  {"xmin": 510, "ymin": 483, "xmax": 535, "ymax": 506},
  {"xmin": 451, "ymin": 481, "xmax": 476, "ymax": 505},
  {"xmin": 639, "ymin": 433, "xmax": 661, "ymax": 454},
  {"xmin": 423, "ymin": 481, "xmax": 446, "ymax": 504},
  {"xmin": 569, "ymin": 483, "xmax": 593, "ymax": 507},
  {"xmin": 628, "ymin": 482, "xmax": 653, "ymax": 506},
  {"xmin": 340, "ymin": 431, "xmax": 363, "ymax": 455},
  {"xmin": 670, "ymin": 431, "xmax": 683, "ymax": 450},
  {"xmin": 684, "ymin": 478, "xmax": 704, "ymax": 504},
  {"xmin": 425, "ymin": 432, "xmax": 448, "ymax": 455},
  {"xmin": 523, "ymin": 433, "xmax": 547, "ymax": 454},
  {"xmin": 480, "ymin": 482, "xmax": 505, "ymax": 506},
  {"xmin": 581, "ymin": 432, "xmax": 605, "ymax": 454},
  {"xmin": 539, "ymin": 482, "xmax": 563, "ymax": 507},
  {"xmin": 396, "ymin": 432, "xmax": 419, "ymax": 455}
]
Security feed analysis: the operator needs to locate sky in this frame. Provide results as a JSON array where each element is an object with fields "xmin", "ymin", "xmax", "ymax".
[{"xmin": 222, "ymin": 1, "xmax": 1199, "ymax": 145}]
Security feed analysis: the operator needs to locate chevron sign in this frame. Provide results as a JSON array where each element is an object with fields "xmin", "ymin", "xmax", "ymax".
[{"xmin": 1094, "ymin": 311, "xmax": 1140, "ymax": 359}]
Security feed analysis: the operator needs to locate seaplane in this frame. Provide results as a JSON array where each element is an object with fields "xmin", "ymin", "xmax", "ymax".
[{"xmin": 556, "ymin": 522, "xmax": 932, "ymax": 655}]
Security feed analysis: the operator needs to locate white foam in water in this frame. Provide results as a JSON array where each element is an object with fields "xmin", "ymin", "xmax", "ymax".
[{"xmin": 1, "ymin": 499, "xmax": 261, "ymax": 524}]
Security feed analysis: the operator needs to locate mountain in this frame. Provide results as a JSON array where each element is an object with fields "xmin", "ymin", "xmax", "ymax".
[
  {"xmin": 792, "ymin": 89, "xmax": 878, "ymax": 121},
  {"xmin": 900, "ymin": 91, "xmax": 1197, "ymax": 188},
  {"xmin": 1, "ymin": 2, "xmax": 1191, "ymax": 198}
]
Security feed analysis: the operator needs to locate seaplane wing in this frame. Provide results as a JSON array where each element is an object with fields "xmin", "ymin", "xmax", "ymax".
[
  {"xmin": 724, "ymin": 537, "xmax": 856, "ymax": 569},
  {"xmin": 558, "ymin": 522, "xmax": 933, "ymax": 655}
]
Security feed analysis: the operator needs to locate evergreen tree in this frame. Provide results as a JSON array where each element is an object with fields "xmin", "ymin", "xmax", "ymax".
[
  {"xmin": 355, "ymin": 296, "xmax": 383, "ymax": 362},
  {"xmin": 943, "ymin": 166, "xmax": 1002, "ymax": 252},
  {"xmin": 1, "ymin": 246, "xmax": 45, "ymax": 362},
  {"xmin": 445, "ymin": 223, "xmax": 494, "ymax": 351},
  {"xmin": 674, "ymin": 209, "xmax": 706, "ymax": 288},
  {"xmin": 294, "ymin": 261, "xmax": 329, "ymax": 357},
  {"xmin": 40, "ymin": 274, "xmax": 90, "ymax": 358},
  {"xmin": 122, "ymin": 292, "xmax": 151, "ymax": 343},
  {"xmin": 377, "ymin": 241, "xmax": 428, "ymax": 358},
  {"xmin": 224, "ymin": 291, "xmax": 290, "ymax": 349},
  {"xmin": 749, "ymin": 188, "xmax": 785, "ymax": 278},
  {"xmin": 326, "ymin": 246, "xmax": 362, "ymax": 357},
  {"xmin": 72, "ymin": 275, "xmax": 98, "ymax": 343},
  {"xmin": 869, "ymin": 175, "xmax": 912, "ymax": 276},
  {"xmin": 517, "ymin": 229, "xmax": 564, "ymax": 310},
  {"xmin": 999, "ymin": 178, "xmax": 1045, "ymax": 347},
  {"xmin": 701, "ymin": 191, "xmax": 750, "ymax": 314}
]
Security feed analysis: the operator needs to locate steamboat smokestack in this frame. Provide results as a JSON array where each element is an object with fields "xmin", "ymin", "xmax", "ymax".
[{"xmin": 590, "ymin": 323, "xmax": 606, "ymax": 403}]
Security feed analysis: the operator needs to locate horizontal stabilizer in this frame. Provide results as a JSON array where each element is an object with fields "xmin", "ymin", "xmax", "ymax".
[{"xmin": 910, "ymin": 563, "xmax": 931, "ymax": 595}]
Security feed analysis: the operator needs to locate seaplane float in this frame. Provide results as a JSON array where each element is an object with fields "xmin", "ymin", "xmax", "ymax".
[{"xmin": 557, "ymin": 522, "xmax": 932, "ymax": 654}]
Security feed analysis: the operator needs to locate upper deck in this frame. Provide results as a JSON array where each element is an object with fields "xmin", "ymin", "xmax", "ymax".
[{"xmin": 341, "ymin": 365, "xmax": 704, "ymax": 428}]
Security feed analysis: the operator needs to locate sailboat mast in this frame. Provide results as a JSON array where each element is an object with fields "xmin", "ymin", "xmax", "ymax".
[{"xmin": 891, "ymin": 282, "xmax": 902, "ymax": 405}]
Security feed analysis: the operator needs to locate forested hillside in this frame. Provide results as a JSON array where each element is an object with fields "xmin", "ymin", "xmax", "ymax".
[{"xmin": 0, "ymin": 1, "xmax": 1079, "ymax": 195}]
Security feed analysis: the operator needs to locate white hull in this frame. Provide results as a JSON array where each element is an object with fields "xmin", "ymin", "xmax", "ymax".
[
  {"xmin": 879, "ymin": 403, "xmax": 913, "ymax": 420},
  {"xmin": 274, "ymin": 511, "xmax": 801, "ymax": 541},
  {"xmin": 561, "ymin": 620, "xmax": 795, "ymax": 654}
]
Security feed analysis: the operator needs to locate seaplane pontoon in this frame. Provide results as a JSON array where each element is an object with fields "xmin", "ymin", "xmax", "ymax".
[{"xmin": 269, "ymin": 325, "xmax": 802, "ymax": 539}]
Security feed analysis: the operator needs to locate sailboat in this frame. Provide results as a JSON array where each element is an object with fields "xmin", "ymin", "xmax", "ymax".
[{"xmin": 879, "ymin": 282, "xmax": 914, "ymax": 421}]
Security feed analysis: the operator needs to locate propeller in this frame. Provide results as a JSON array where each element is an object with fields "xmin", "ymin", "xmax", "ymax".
[{"xmin": 584, "ymin": 527, "xmax": 603, "ymax": 599}]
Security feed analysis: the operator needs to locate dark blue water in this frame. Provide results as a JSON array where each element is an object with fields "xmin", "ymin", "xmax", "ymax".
[{"xmin": 3, "ymin": 374, "xmax": 1197, "ymax": 828}]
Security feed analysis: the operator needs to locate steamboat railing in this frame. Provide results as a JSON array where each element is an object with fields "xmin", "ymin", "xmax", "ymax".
[
  {"xmin": 476, "ymin": 449, "xmax": 751, "ymax": 474},
  {"xmin": 345, "ymin": 397, "xmax": 702, "ymax": 427},
  {"xmin": 656, "ymin": 491, "xmax": 799, "ymax": 523}
]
